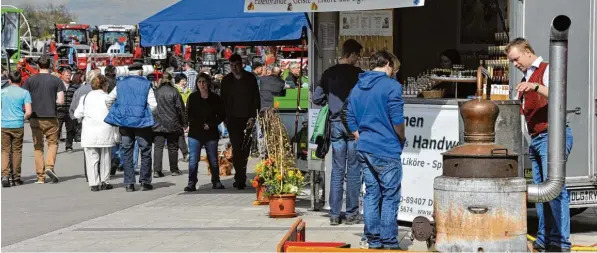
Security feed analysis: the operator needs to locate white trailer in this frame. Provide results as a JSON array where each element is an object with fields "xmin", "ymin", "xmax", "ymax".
[{"xmin": 509, "ymin": 0, "xmax": 597, "ymax": 212}]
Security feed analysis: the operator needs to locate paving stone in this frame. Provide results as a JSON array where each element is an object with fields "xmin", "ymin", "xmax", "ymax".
[{"xmin": 4, "ymin": 143, "xmax": 597, "ymax": 253}]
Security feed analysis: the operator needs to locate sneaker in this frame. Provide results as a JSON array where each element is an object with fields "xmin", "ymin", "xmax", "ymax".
[
  {"xmin": 547, "ymin": 245, "xmax": 570, "ymax": 252},
  {"xmin": 90, "ymin": 185, "xmax": 100, "ymax": 192},
  {"xmin": 44, "ymin": 169, "xmax": 60, "ymax": 183},
  {"xmin": 184, "ymin": 185, "xmax": 196, "ymax": 192},
  {"xmin": 171, "ymin": 170, "xmax": 183, "ymax": 176},
  {"xmin": 125, "ymin": 184, "xmax": 135, "ymax": 192},
  {"xmin": 2, "ymin": 176, "xmax": 10, "ymax": 187},
  {"xmin": 66, "ymin": 147, "xmax": 74, "ymax": 153},
  {"xmin": 212, "ymin": 182, "xmax": 225, "ymax": 189},
  {"xmin": 153, "ymin": 171, "xmax": 165, "ymax": 178},
  {"xmin": 330, "ymin": 217, "xmax": 341, "ymax": 226},
  {"xmin": 101, "ymin": 182, "xmax": 113, "ymax": 190},
  {"xmin": 359, "ymin": 239, "xmax": 369, "ymax": 249},
  {"xmin": 345, "ymin": 215, "xmax": 360, "ymax": 225},
  {"xmin": 35, "ymin": 179, "xmax": 45, "ymax": 184},
  {"xmin": 14, "ymin": 179, "xmax": 23, "ymax": 185},
  {"xmin": 141, "ymin": 183, "xmax": 153, "ymax": 191}
]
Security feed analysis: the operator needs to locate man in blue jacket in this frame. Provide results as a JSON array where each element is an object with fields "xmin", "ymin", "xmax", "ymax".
[
  {"xmin": 345, "ymin": 50, "xmax": 405, "ymax": 250},
  {"xmin": 105, "ymin": 63, "xmax": 157, "ymax": 192}
]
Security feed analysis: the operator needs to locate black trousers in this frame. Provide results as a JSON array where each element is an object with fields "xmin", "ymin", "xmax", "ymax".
[
  {"xmin": 153, "ymin": 132, "xmax": 181, "ymax": 173},
  {"xmin": 227, "ymin": 117, "xmax": 252, "ymax": 186},
  {"xmin": 57, "ymin": 112, "xmax": 76, "ymax": 149}
]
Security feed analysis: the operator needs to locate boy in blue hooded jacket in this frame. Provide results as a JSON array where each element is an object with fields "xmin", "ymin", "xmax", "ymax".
[{"xmin": 345, "ymin": 50, "xmax": 406, "ymax": 250}]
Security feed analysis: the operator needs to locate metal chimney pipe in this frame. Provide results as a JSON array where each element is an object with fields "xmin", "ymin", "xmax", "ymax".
[{"xmin": 527, "ymin": 15, "xmax": 571, "ymax": 203}]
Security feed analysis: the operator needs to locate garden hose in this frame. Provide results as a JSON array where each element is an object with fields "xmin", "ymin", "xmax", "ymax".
[{"xmin": 527, "ymin": 234, "xmax": 597, "ymax": 251}]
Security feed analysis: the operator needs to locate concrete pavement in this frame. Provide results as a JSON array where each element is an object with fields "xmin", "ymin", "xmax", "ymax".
[
  {"xmin": 2, "ymin": 124, "xmax": 596, "ymax": 251},
  {"xmin": 1, "ymin": 124, "xmax": 226, "ymax": 246}
]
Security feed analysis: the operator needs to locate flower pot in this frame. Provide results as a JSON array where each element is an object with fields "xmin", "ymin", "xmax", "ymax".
[
  {"xmin": 268, "ymin": 194, "xmax": 297, "ymax": 218},
  {"xmin": 254, "ymin": 185, "xmax": 269, "ymax": 205}
]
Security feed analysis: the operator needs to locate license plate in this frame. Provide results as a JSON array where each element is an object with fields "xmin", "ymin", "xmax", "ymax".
[
  {"xmin": 569, "ymin": 189, "xmax": 597, "ymax": 205},
  {"xmin": 524, "ymin": 168, "xmax": 532, "ymax": 179}
]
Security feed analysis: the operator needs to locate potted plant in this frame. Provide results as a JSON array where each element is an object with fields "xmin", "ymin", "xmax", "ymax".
[
  {"xmin": 255, "ymin": 109, "xmax": 306, "ymax": 218},
  {"xmin": 262, "ymin": 165, "xmax": 305, "ymax": 218},
  {"xmin": 251, "ymin": 159, "xmax": 273, "ymax": 205}
]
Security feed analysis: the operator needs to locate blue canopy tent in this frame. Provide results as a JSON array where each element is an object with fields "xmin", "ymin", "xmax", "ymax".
[{"xmin": 139, "ymin": 0, "xmax": 310, "ymax": 46}]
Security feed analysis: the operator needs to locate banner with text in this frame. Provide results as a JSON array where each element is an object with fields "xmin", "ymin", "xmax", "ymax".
[
  {"xmin": 397, "ymin": 104, "xmax": 460, "ymax": 222},
  {"xmin": 245, "ymin": 0, "xmax": 425, "ymax": 13}
]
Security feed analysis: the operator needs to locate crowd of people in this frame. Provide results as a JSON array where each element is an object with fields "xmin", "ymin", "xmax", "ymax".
[{"xmin": 1, "ymin": 53, "xmax": 264, "ymax": 193}]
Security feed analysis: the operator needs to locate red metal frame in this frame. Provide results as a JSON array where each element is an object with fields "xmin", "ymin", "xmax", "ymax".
[{"xmin": 55, "ymin": 24, "xmax": 90, "ymax": 30}]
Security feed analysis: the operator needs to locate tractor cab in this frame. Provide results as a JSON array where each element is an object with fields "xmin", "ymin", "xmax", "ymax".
[
  {"xmin": 96, "ymin": 25, "xmax": 137, "ymax": 54},
  {"xmin": 54, "ymin": 23, "xmax": 90, "ymax": 46}
]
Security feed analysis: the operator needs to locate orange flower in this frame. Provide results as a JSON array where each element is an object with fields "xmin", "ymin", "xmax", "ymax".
[
  {"xmin": 252, "ymin": 180, "xmax": 259, "ymax": 188},
  {"xmin": 277, "ymin": 174, "xmax": 283, "ymax": 181}
]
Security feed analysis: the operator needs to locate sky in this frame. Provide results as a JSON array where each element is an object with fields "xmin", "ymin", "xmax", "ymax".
[{"xmin": 3, "ymin": 0, "xmax": 179, "ymax": 25}]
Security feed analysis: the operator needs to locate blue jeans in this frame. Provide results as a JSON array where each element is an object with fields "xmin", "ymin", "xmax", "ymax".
[
  {"xmin": 359, "ymin": 151, "xmax": 402, "ymax": 249},
  {"xmin": 112, "ymin": 142, "xmax": 139, "ymax": 169},
  {"xmin": 120, "ymin": 127, "xmax": 153, "ymax": 185},
  {"xmin": 188, "ymin": 137, "xmax": 220, "ymax": 185},
  {"xmin": 530, "ymin": 127, "xmax": 574, "ymax": 249},
  {"xmin": 329, "ymin": 121, "xmax": 359, "ymax": 219}
]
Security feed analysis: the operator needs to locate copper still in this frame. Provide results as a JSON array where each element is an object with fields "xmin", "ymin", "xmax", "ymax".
[
  {"xmin": 442, "ymin": 67, "xmax": 519, "ymax": 178},
  {"xmin": 412, "ymin": 67, "xmax": 528, "ymax": 252}
]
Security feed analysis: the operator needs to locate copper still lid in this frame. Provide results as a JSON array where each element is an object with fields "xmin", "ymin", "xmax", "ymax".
[{"xmin": 442, "ymin": 67, "xmax": 518, "ymax": 178}]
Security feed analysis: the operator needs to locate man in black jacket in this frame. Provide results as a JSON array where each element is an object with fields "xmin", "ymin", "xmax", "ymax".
[
  {"xmin": 57, "ymin": 68, "xmax": 79, "ymax": 152},
  {"xmin": 221, "ymin": 54, "xmax": 261, "ymax": 189},
  {"xmin": 313, "ymin": 39, "xmax": 364, "ymax": 225},
  {"xmin": 152, "ymin": 72, "xmax": 187, "ymax": 177}
]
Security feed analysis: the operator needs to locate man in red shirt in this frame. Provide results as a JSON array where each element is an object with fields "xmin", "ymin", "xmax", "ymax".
[{"xmin": 506, "ymin": 38, "xmax": 574, "ymax": 252}]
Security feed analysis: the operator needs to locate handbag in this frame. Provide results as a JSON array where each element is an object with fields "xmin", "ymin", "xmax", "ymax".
[{"xmin": 313, "ymin": 105, "xmax": 331, "ymax": 159}]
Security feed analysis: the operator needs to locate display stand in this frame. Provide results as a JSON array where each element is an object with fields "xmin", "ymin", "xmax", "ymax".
[{"xmin": 429, "ymin": 77, "xmax": 476, "ymax": 98}]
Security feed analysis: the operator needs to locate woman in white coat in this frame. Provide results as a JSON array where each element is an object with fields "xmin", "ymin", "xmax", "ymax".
[{"xmin": 74, "ymin": 74, "xmax": 119, "ymax": 191}]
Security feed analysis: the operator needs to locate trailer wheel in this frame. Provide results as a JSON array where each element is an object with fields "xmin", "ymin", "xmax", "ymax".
[{"xmin": 570, "ymin": 207, "xmax": 588, "ymax": 217}]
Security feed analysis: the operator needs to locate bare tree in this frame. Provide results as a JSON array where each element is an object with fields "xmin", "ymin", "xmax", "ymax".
[{"xmin": 21, "ymin": 3, "xmax": 77, "ymax": 39}]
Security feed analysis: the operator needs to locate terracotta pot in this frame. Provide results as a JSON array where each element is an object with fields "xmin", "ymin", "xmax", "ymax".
[
  {"xmin": 268, "ymin": 194, "xmax": 297, "ymax": 218},
  {"xmin": 254, "ymin": 185, "xmax": 269, "ymax": 205}
]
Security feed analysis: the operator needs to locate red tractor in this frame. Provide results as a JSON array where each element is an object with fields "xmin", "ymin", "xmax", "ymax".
[
  {"xmin": 89, "ymin": 24, "xmax": 138, "ymax": 68},
  {"xmin": 49, "ymin": 22, "xmax": 92, "ymax": 72}
]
